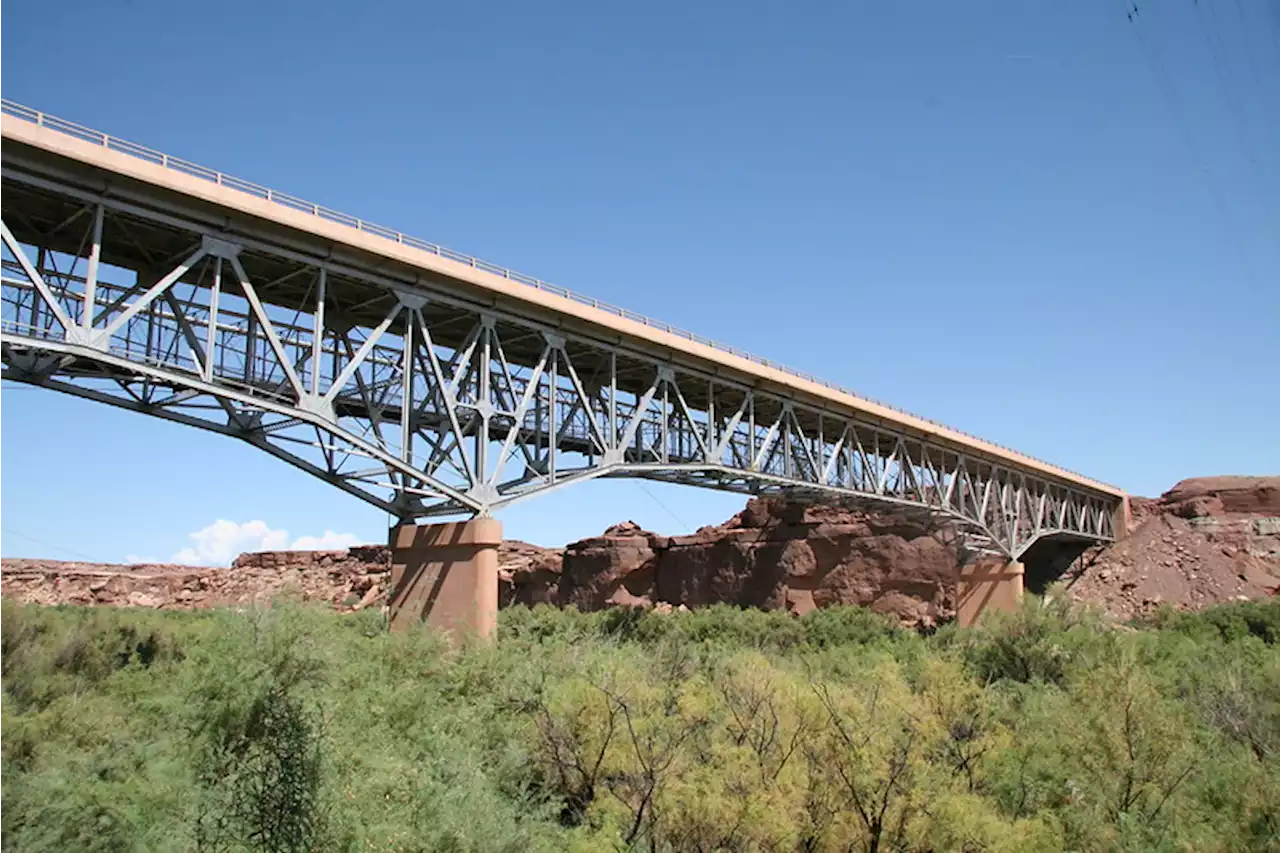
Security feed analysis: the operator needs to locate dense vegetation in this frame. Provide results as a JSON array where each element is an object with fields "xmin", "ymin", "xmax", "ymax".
[{"xmin": 3, "ymin": 594, "xmax": 1278, "ymax": 852}]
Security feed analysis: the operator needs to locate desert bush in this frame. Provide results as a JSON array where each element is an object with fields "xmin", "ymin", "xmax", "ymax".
[
  {"xmin": 948, "ymin": 591, "xmax": 1109, "ymax": 686},
  {"xmin": 3, "ymin": 597, "xmax": 1278, "ymax": 852},
  {"xmin": 1145, "ymin": 597, "xmax": 1280, "ymax": 645},
  {"xmin": 186, "ymin": 608, "xmax": 328, "ymax": 853},
  {"xmin": 501, "ymin": 600, "xmax": 906, "ymax": 654}
]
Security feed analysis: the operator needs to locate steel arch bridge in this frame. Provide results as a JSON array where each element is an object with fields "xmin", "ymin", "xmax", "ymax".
[{"xmin": 0, "ymin": 101, "xmax": 1126, "ymax": 563}]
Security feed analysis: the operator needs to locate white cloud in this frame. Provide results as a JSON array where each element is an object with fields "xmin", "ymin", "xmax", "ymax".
[
  {"xmin": 289, "ymin": 530, "xmax": 363, "ymax": 551},
  {"xmin": 171, "ymin": 519, "xmax": 290, "ymax": 566},
  {"xmin": 165, "ymin": 520, "xmax": 364, "ymax": 567}
]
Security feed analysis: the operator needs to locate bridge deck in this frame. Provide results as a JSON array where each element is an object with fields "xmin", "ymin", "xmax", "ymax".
[{"xmin": 0, "ymin": 107, "xmax": 1122, "ymax": 503}]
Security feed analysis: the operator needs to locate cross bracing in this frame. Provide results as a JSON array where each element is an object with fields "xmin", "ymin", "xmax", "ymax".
[{"xmin": 0, "ymin": 110, "xmax": 1122, "ymax": 560}]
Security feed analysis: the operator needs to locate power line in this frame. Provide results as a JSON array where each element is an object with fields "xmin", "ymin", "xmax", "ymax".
[
  {"xmin": 1119, "ymin": 2, "xmax": 1230, "ymax": 206},
  {"xmin": 1227, "ymin": 0, "xmax": 1280, "ymax": 198},
  {"xmin": 634, "ymin": 481, "xmax": 690, "ymax": 531},
  {"xmin": 1229, "ymin": 0, "xmax": 1280, "ymax": 141},
  {"xmin": 1192, "ymin": 0, "xmax": 1276, "ymax": 198},
  {"xmin": 1117, "ymin": 0, "xmax": 1271, "ymax": 287},
  {"xmin": 1, "ymin": 526, "xmax": 103, "ymax": 563}
]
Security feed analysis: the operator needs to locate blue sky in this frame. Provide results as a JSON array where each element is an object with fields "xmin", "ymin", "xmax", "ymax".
[{"xmin": 2, "ymin": 0, "xmax": 1277, "ymax": 564}]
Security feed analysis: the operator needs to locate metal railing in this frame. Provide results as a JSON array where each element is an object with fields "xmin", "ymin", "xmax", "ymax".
[{"xmin": 0, "ymin": 98, "xmax": 1112, "ymax": 488}]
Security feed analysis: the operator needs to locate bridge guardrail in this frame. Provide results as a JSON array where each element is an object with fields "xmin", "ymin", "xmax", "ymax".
[{"xmin": 0, "ymin": 98, "xmax": 1112, "ymax": 488}]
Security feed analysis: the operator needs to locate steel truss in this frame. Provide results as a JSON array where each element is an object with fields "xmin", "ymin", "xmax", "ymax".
[{"xmin": 0, "ymin": 163, "xmax": 1119, "ymax": 560}]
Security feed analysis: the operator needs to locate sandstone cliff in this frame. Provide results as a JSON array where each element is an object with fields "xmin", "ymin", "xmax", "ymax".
[
  {"xmin": 2, "ymin": 542, "xmax": 558, "ymax": 615},
  {"xmin": 546, "ymin": 500, "xmax": 957, "ymax": 627},
  {"xmin": 4, "ymin": 476, "xmax": 1278, "ymax": 625}
]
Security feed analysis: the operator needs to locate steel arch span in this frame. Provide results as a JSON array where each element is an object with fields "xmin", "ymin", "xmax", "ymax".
[{"xmin": 0, "ymin": 102, "xmax": 1126, "ymax": 562}]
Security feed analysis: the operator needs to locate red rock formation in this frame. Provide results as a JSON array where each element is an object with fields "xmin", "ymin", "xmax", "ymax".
[
  {"xmin": 1, "ymin": 541, "xmax": 558, "ymax": 613},
  {"xmin": 559, "ymin": 522, "xmax": 660, "ymax": 609},
  {"xmin": 501, "ymin": 479, "xmax": 1280, "ymax": 625},
  {"xmin": 498, "ymin": 540, "xmax": 563, "ymax": 607},
  {"xmin": 550, "ymin": 499, "xmax": 959, "ymax": 628},
  {"xmin": 1065, "ymin": 477, "xmax": 1280, "ymax": 619},
  {"xmin": 4, "ymin": 476, "xmax": 1277, "ymax": 626},
  {"xmin": 1161, "ymin": 476, "xmax": 1280, "ymax": 517},
  {"xmin": 0, "ymin": 547, "xmax": 391, "ymax": 611}
]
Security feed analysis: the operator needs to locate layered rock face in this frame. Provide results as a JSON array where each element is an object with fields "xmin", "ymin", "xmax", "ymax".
[
  {"xmin": 548, "ymin": 500, "xmax": 958, "ymax": 627},
  {"xmin": 3, "ymin": 477, "xmax": 1277, "ymax": 625},
  {"xmin": 538, "ymin": 480, "xmax": 1280, "ymax": 623},
  {"xmin": 0, "ymin": 546, "xmax": 393, "ymax": 612},
  {"xmin": 498, "ymin": 541, "xmax": 563, "ymax": 607},
  {"xmin": 2, "ymin": 542, "xmax": 560, "ymax": 614},
  {"xmin": 1065, "ymin": 476, "xmax": 1280, "ymax": 619},
  {"xmin": 0, "ymin": 502, "xmax": 959, "ymax": 627}
]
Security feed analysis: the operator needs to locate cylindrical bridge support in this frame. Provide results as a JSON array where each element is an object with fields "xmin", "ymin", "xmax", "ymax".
[
  {"xmin": 956, "ymin": 560, "xmax": 1024, "ymax": 627},
  {"xmin": 387, "ymin": 518, "xmax": 501, "ymax": 640}
]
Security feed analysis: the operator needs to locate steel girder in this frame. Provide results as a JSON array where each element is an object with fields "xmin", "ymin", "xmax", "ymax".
[{"xmin": 0, "ymin": 163, "xmax": 1119, "ymax": 560}]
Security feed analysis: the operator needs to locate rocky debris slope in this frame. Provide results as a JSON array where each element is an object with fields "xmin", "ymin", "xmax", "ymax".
[{"xmin": 1065, "ymin": 476, "xmax": 1280, "ymax": 619}]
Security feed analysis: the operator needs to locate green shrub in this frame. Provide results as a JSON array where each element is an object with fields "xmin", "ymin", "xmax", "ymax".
[
  {"xmin": 187, "ymin": 609, "xmax": 327, "ymax": 853},
  {"xmin": 1145, "ymin": 597, "xmax": 1280, "ymax": 645},
  {"xmin": 3, "ymin": 596, "xmax": 1278, "ymax": 852},
  {"xmin": 951, "ymin": 592, "xmax": 1108, "ymax": 686},
  {"xmin": 2, "ymin": 600, "xmax": 183, "ymax": 713},
  {"xmin": 500, "ymin": 601, "xmax": 905, "ymax": 653}
]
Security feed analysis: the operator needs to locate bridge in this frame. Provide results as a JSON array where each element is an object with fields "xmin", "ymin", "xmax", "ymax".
[{"xmin": 0, "ymin": 101, "xmax": 1128, "ymax": 634}]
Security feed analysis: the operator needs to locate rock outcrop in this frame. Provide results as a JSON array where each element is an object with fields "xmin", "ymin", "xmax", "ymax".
[
  {"xmin": 2, "ymin": 541, "xmax": 559, "ymax": 614},
  {"xmin": 0, "ymin": 546, "xmax": 390, "ymax": 611},
  {"xmin": 547, "ymin": 500, "xmax": 958, "ymax": 627},
  {"xmin": 1065, "ymin": 476, "xmax": 1280, "ymax": 619},
  {"xmin": 4, "ymin": 476, "xmax": 1277, "ymax": 626},
  {"xmin": 498, "ymin": 540, "xmax": 563, "ymax": 607}
]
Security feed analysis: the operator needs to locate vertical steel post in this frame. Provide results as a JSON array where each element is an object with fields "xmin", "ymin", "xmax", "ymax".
[
  {"xmin": 32, "ymin": 247, "xmax": 45, "ymax": 332},
  {"xmin": 661, "ymin": 380, "xmax": 669, "ymax": 464},
  {"xmin": 548, "ymin": 350, "xmax": 557, "ymax": 483},
  {"xmin": 534, "ymin": 360, "xmax": 544, "ymax": 467},
  {"xmin": 311, "ymin": 268, "xmax": 326, "ymax": 395},
  {"xmin": 609, "ymin": 351, "xmax": 617, "ymax": 452},
  {"xmin": 83, "ymin": 204, "xmax": 104, "ymax": 330},
  {"xmin": 245, "ymin": 304, "xmax": 258, "ymax": 386},
  {"xmin": 706, "ymin": 379, "xmax": 715, "ymax": 462},
  {"xmin": 207, "ymin": 258, "xmax": 223, "ymax": 382},
  {"xmin": 401, "ymin": 312, "xmax": 414, "ymax": 463},
  {"xmin": 476, "ymin": 326, "xmax": 491, "ymax": 480},
  {"xmin": 784, "ymin": 412, "xmax": 793, "ymax": 479}
]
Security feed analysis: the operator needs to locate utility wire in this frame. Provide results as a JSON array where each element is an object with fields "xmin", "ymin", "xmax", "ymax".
[
  {"xmin": 1119, "ymin": 2, "xmax": 1231, "ymax": 213},
  {"xmin": 634, "ymin": 481, "xmax": 690, "ymax": 531},
  {"xmin": 1192, "ymin": 0, "xmax": 1276, "ymax": 199},
  {"xmin": 1, "ymin": 526, "xmax": 103, "ymax": 563},
  {"xmin": 1229, "ymin": 0, "xmax": 1280, "ymax": 146},
  {"xmin": 1117, "ymin": 0, "xmax": 1270, "ymax": 287}
]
